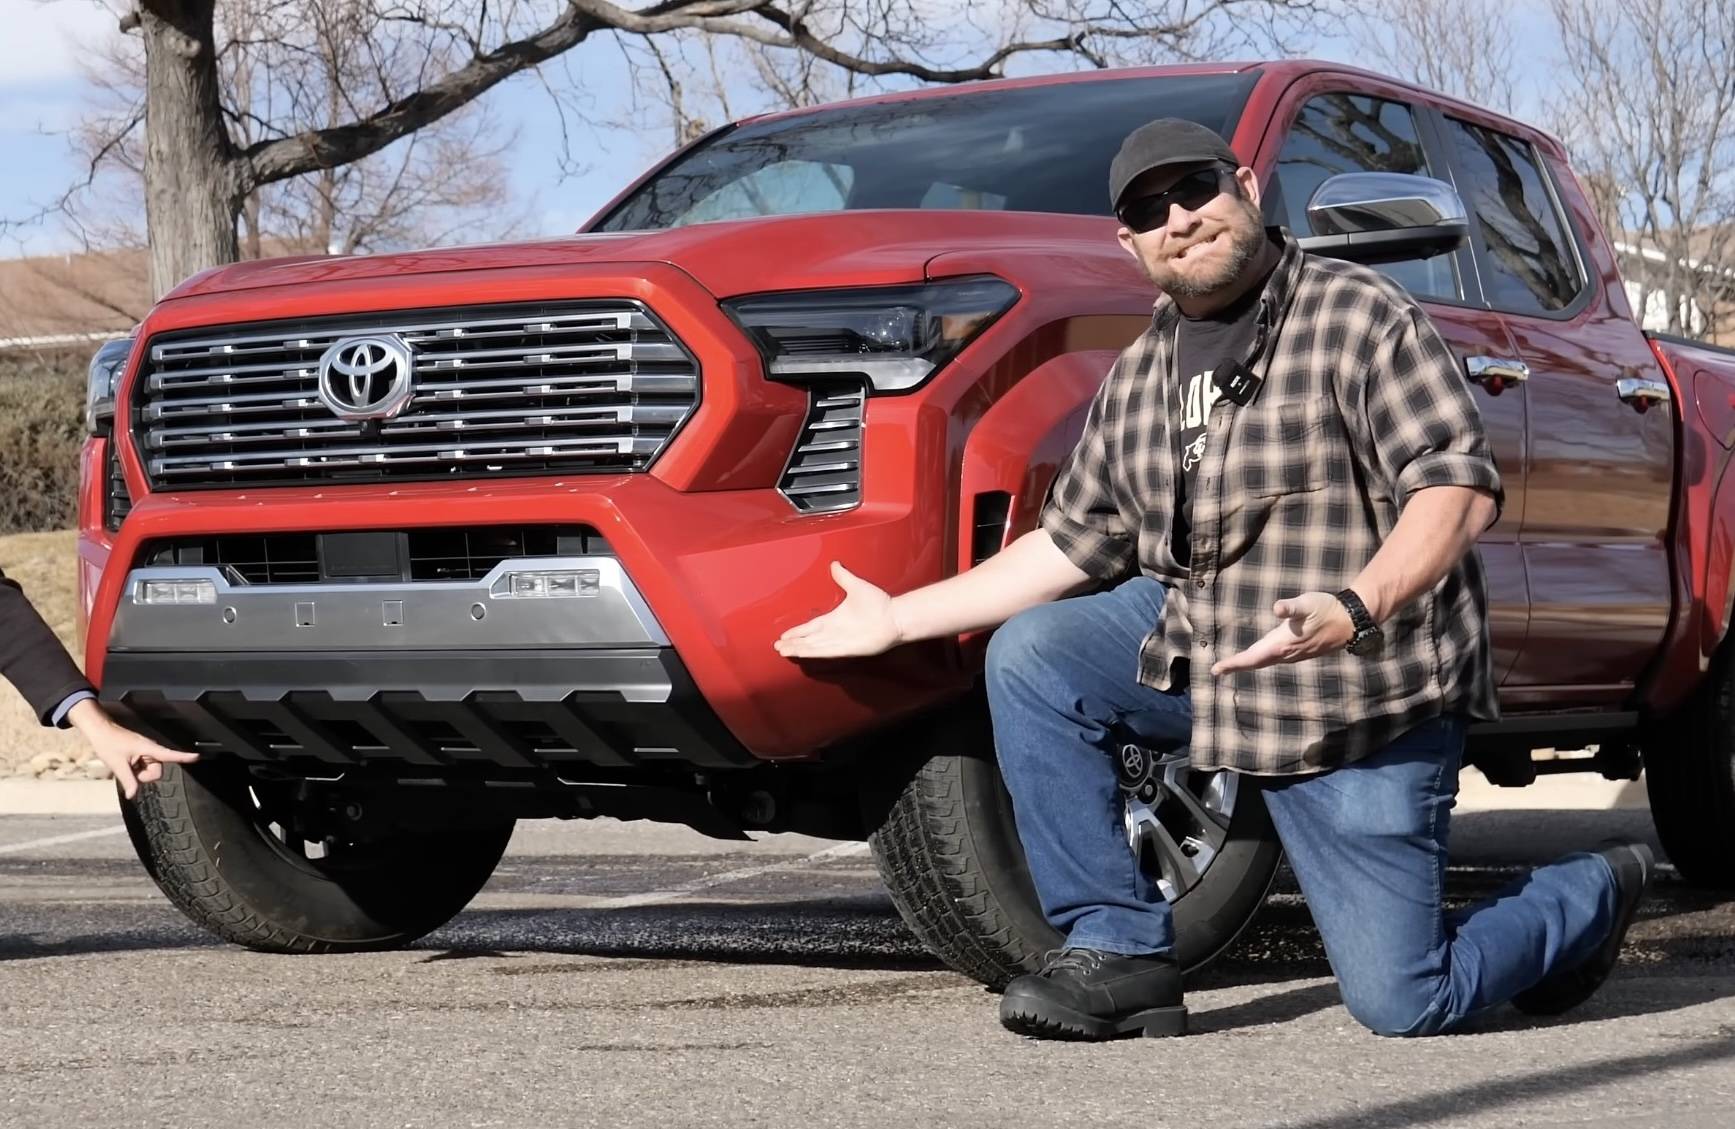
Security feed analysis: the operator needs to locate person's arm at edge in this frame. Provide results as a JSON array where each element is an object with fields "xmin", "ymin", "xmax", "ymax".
[{"xmin": 1, "ymin": 567, "xmax": 197, "ymax": 797}]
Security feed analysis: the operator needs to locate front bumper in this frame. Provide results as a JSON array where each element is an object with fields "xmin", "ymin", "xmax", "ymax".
[{"xmin": 84, "ymin": 475, "xmax": 973, "ymax": 763}]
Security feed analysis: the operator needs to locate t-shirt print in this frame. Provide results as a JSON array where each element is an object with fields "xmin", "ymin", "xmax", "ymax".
[{"xmin": 1178, "ymin": 368, "xmax": 1224, "ymax": 477}]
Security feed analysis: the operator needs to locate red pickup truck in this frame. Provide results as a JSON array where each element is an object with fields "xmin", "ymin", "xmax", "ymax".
[{"xmin": 79, "ymin": 59, "xmax": 1735, "ymax": 981}]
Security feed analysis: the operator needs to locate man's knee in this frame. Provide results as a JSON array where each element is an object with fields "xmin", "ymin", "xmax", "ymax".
[
  {"xmin": 1340, "ymin": 977, "xmax": 1452, "ymax": 1038},
  {"xmin": 984, "ymin": 604, "xmax": 1063, "ymax": 688}
]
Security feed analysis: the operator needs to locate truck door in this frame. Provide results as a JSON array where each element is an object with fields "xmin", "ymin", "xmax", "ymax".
[
  {"xmin": 1257, "ymin": 80, "xmax": 1529, "ymax": 684},
  {"xmin": 1432, "ymin": 112, "xmax": 1674, "ymax": 703}
]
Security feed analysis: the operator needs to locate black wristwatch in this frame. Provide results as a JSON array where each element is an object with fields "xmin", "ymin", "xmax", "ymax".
[{"xmin": 1335, "ymin": 588, "xmax": 1383, "ymax": 656}]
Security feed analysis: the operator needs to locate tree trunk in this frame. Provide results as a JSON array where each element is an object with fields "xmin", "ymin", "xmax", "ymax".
[
  {"xmin": 241, "ymin": 191, "xmax": 262, "ymax": 260},
  {"xmin": 139, "ymin": 1, "xmax": 239, "ymax": 300}
]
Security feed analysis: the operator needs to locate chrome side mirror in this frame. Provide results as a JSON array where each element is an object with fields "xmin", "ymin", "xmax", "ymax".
[{"xmin": 1297, "ymin": 172, "xmax": 1468, "ymax": 263}]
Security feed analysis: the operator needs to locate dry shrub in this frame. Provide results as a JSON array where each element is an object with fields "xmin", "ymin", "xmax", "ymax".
[{"xmin": 0, "ymin": 348, "xmax": 87, "ymax": 534}]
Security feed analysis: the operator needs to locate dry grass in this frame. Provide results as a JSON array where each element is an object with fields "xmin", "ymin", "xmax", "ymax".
[
  {"xmin": 0, "ymin": 529, "xmax": 86, "ymax": 774},
  {"xmin": 0, "ymin": 350, "xmax": 85, "ymax": 535}
]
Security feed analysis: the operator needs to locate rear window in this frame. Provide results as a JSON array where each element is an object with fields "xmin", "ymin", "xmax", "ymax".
[{"xmin": 592, "ymin": 73, "xmax": 1258, "ymax": 231}]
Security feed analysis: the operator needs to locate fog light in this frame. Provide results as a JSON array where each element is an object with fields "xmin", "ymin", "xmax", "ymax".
[
  {"xmin": 136, "ymin": 579, "xmax": 218, "ymax": 605},
  {"xmin": 498, "ymin": 569, "xmax": 600, "ymax": 598}
]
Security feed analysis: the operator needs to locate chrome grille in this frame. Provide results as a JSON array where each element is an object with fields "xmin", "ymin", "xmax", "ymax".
[{"xmin": 132, "ymin": 302, "xmax": 699, "ymax": 488}]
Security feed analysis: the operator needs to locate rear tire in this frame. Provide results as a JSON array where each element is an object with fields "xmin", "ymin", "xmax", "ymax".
[
  {"xmin": 123, "ymin": 762, "xmax": 514, "ymax": 952},
  {"xmin": 864, "ymin": 704, "xmax": 1280, "ymax": 988},
  {"xmin": 1646, "ymin": 648, "xmax": 1735, "ymax": 888}
]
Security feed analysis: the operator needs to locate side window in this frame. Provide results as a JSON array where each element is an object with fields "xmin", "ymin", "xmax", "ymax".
[
  {"xmin": 1439, "ymin": 118, "xmax": 1583, "ymax": 315},
  {"xmin": 676, "ymin": 160, "xmax": 854, "ymax": 226},
  {"xmin": 1273, "ymin": 93, "xmax": 1459, "ymax": 301}
]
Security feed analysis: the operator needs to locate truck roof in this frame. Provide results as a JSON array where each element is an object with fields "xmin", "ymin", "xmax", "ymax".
[
  {"xmin": 738, "ymin": 58, "xmax": 1565, "ymax": 155},
  {"xmin": 743, "ymin": 60, "xmax": 1264, "ymax": 126}
]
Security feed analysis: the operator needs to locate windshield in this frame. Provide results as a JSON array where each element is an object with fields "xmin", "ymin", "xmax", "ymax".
[{"xmin": 592, "ymin": 72, "xmax": 1258, "ymax": 231}]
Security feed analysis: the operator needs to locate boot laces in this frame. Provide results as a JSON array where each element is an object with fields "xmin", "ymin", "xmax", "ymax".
[{"xmin": 1040, "ymin": 947, "xmax": 1106, "ymax": 977}]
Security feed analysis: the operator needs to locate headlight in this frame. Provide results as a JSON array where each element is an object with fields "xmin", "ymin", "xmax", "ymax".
[
  {"xmin": 85, "ymin": 337, "xmax": 132, "ymax": 436},
  {"xmin": 723, "ymin": 276, "xmax": 1020, "ymax": 393}
]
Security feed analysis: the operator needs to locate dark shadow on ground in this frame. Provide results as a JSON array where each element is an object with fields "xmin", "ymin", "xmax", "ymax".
[
  {"xmin": 1275, "ymin": 1038, "xmax": 1735, "ymax": 1129},
  {"xmin": 0, "ymin": 928, "xmax": 219, "ymax": 961},
  {"xmin": 1188, "ymin": 981, "xmax": 1344, "ymax": 1033}
]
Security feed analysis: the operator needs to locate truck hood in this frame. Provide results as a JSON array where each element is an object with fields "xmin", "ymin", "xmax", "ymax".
[{"xmin": 161, "ymin": 210, "xmax": 1116, "ymax": 302}]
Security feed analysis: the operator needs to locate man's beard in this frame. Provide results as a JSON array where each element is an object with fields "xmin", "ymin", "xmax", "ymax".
[{"xmin": 1140, "ymin": 198, "xmax": 1266, "ymax": 299}]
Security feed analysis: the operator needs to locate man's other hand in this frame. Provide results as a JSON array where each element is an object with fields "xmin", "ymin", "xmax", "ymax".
[
  {"xmin": 1209, "ymin": 591, "xmax": 1355, "ymax": 677},
  {"xmin": 773, "ymin": 562, "xmax": 904, "ymax": 659},
  {"xmin": 66, "ymin": 698, "xmax": 200, "ymax": 799}
]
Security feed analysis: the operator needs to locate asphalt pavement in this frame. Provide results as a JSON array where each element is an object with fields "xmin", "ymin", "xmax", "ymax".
[{"xmin": 1, "ymin": 780, "xmax": 1732, "ymax": 1129}]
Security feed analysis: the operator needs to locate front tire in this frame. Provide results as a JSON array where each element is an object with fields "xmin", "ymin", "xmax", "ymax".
[
  {"xmin": 864, "ymin": 705, "xmax": 1280, "ymax": 988},
  {"xmin": 123, "ymin": 763, "xmax": 514, "ymax": 952},
  {"xmin": 1646, "ymin": 648, "xmax": 1735, "ymax": 888}
]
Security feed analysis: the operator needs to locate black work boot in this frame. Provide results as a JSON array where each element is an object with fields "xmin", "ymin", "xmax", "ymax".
[
  {"xmin": 1511, "ymin": 840, "xmax": 1655, "ymax": 1017},
  {"xmin": 999, "ymin": 947, "xmax": 1187, "ymax": 1040}
]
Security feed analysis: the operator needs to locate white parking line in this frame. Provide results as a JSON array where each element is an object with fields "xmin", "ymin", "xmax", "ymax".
[
  {"xmin": 0, "ymin": 825, "xmax": 128, "ymax": 856},
  {"xmin": 586, "ymin": 840, "xmax": 872, "ymax": 909}
]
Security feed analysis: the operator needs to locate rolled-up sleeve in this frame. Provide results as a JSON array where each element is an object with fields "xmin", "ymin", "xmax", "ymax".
[
  {"xmin": 1038, "ymin": 370, "xmax": 1137, "ymax": 583},
  {"xmin": 1365, "ymin": 303, "xmax": 1505, "ymax": 522}
]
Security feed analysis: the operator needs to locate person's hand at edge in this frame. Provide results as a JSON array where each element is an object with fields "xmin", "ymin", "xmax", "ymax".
[{"xmin": 66, "ymin": 698, "xmax": 199, "ymax": 799}]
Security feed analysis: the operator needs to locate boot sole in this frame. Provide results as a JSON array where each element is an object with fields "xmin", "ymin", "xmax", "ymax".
[{"xmin": 999, "ymin": 995, "xmax": 1188, "ymax": 1040}]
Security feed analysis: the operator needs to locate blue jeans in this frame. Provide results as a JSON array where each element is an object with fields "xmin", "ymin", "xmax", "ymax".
[{"xmin": 986, "ymin": 575, "xmax": 1619, "ymax": 1037}]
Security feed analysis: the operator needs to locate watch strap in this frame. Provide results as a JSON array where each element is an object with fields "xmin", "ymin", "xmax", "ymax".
[
  {"xmin": 1334, "ymin": 588, "xmax": 1376, "ymax": 634},
  {"xmin": 1335, "ymin": 588, "xmax": 1382, "ymax": 654}
]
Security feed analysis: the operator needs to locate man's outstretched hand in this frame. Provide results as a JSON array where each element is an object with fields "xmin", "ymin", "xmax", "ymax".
[
  {"xmin": 773, "ymin": 562, "xmax": 904, "ymax": 660},
  {"xmin": 66, "ymin": 698, "xmax": 199, "ymax": 799},
  {"xmin": 1208, "ymin": 591, "xmax": 1356, "ymax": 677}
]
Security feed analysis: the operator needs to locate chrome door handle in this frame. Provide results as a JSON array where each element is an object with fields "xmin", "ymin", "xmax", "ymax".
[
  {"xmin": 1616, "ymin": 377, "xmax": 1672, "ymax": 413},
  {"xmin": 1465, "ymin": 356, "xmax": 1530, "ymax": 393}
]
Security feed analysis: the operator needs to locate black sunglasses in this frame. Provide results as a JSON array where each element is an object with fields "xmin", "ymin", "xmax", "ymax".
[{"xmin": 1116, "ymin": 165, "xmax": 1237, "ymax": 234}]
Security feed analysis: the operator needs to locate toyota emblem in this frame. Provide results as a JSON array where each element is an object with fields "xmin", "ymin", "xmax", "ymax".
[{"xmin": 316, "ymin": 334, "xmax": 414, "ymax": 421}]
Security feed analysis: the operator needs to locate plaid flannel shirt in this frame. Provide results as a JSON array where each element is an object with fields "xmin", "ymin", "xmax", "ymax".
[{"xmin": 1039, "ymin": 231, "xmax": 1503, "ymax": 775}]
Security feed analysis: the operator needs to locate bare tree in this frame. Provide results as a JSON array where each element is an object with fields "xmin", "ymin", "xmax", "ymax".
[
  {"xmin": 615, "ymin": 0, "xmax": 1342, "ymax": 152},
  {"xmin": 1548, "ymin": 0, "xmax": 1735, "ymax": 340},
  {"xmin": 12, "ymin": 0, "xmax": 1343, "ymax": 300},
  {"xmin": 52, "ymin": 1, "xmax": 529, "ymax": 260},
  {"xmin": 1356, "ymin": 0, "xmax": 1521, "ymax": 113}
]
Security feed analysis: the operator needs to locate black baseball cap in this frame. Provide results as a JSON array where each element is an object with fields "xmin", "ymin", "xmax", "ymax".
[{"xmin": 1109, "ymin": 118, "xmax": 1242, "ymax": 211}]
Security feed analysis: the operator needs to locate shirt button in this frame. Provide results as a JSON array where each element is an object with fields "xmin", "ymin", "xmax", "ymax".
[{"xmin": 1195, "ymin": 579, "xmax": 1207, "ymax": 589}]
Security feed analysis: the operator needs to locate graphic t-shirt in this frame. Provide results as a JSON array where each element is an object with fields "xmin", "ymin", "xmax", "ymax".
[{"xmin": 1171, "ymin": 285, "xmax": 1263, "ymax": 567}]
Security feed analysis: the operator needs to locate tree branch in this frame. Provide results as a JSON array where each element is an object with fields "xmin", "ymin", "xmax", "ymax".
[{"xmin": 242, "ymin": 1, "xmax": 605, "ymax": 188}]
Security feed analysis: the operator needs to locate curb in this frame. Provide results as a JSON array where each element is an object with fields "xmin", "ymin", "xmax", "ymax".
[
  {"xmin": 0, "ymin": 780, "xmax": 119, "ymax": 816},
  {"xmin": 1456, "ymin": 770, "xmax": 1649, "ymax": 813}
]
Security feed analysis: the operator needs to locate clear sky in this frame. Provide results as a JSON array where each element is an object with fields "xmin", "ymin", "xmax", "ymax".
[{"xmin": 0, "ymin": 0, "xmax": 1555, "ymax": 260}]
